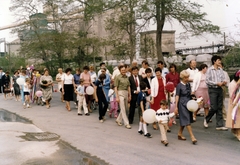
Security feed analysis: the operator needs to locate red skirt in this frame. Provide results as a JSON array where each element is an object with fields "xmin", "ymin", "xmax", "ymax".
[{"xmin": 151, "ymin": 78, "xmax": 166, "ymax": 111}]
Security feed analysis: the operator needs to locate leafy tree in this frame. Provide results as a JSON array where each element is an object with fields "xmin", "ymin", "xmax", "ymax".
[
  {"xmin": 223, "ymin": 44, "xmax": 240, "ymax": 69},
  {"xmin": 138, "ymin": 0, "xmax": 220, "ymax": 62}
]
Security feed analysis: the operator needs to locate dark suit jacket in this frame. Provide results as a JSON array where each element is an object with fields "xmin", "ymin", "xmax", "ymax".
[
  {"xmin": 129, "ymin": 75, "xmax": 143, "ymax": 95},
  {"xmin": 143, "ymin": 76, "xmax": 154, "ymax": 96}
]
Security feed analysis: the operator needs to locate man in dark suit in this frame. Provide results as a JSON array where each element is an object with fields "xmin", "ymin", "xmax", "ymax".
[{"xmin": 128, "ymin": 66, "xmax": 143, "ymax": 124}]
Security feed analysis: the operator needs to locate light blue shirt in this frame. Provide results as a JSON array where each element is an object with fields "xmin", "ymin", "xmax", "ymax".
[{"xmin": 76, "ymin": 85, "xmax": 85, "ymax": 94}]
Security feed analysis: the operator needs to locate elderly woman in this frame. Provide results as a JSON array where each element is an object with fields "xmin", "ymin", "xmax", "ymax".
[
  {"xmin": 40, "ymin": 69, "xmax": 53, "ymax": 109},
  {"xmin": 175, "ymin": 70, "xmax": 197, "ymax": 145},
  {"xmin": 192, "ymin": 64, "xmax": 209, "ymax": 121},
  {"xmin": 226, "ymin": 70, "xmax": 240, "ymax": 141},
  {"xmin": 62, "ymin": 68, "xmax": 75, "ymax": 111}
]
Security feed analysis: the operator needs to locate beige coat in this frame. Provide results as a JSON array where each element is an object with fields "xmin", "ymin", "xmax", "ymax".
[{"xmin": 226, "ymin": 80, "xmax": 240, "ymax": 128}]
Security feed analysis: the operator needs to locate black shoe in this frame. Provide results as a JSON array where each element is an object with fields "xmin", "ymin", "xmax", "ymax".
[
  {"xmin": 85, "ymin": 113, "xmax": 90, "ymax": 116},
  {"xmin": 78, "ymin": 113, "xmax": 82, "ymax": 116},
  {"xmin": 144, "ymin": 133, "xmax": 152, "ymax": 138},
  {"xmin": 167, "ymin": 129, "xmax": 171, "ymax": 133},
  {"xmin": 138, "ymin": 130, "xmax": 144, "ymax": 135}
]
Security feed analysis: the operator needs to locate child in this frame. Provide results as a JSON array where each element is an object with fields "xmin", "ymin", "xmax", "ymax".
[
  {"xmin": 137, "ymin": 82, "xmax": 152, "ymax": 138},
  {"xmin": 108, "ymin": 84, "xmax": 118, "ymax": 118},
  {"xmin": 76, "ymin": 79, "xmax": 89, "ymax": 116},
  {"xmin": 156, "ymin": 100, "xmax": 175, "ymax": 146},
  {"xmin": 23, "ymin": 78, "xmax": 31, "ymax": 108}
]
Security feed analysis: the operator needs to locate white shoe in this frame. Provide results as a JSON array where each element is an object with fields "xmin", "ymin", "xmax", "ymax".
[
  {"xmin": 23, "ymin": 103, "xmax": 26, "ymax": 106},
  {"xmin": 204, "ymin": 119, "xmax": 208, "ymax": 128},
  {"xmin": 27, "ymin": 104, "xmax": 30, "ymax": 108},
  {"xmin": 216, "ymin": 127, "xmax": 228, "ymax": 131}
]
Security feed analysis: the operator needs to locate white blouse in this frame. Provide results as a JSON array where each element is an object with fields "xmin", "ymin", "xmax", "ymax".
[{"xmin": 62, "ymin": 73, "xmax": 73, "ymax": 84}]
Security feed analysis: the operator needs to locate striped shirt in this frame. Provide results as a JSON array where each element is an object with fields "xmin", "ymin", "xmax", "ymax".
[{"xmin": 206, "ymin": 65, "xmax": 225, "ymax": 88}]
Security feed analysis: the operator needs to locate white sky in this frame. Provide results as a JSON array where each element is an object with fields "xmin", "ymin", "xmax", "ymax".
[{"xmin": 1, "ymin": 0, "xmax": 240, "ymax": 50}]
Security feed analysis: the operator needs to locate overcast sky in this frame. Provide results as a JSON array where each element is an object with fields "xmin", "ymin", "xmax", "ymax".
[{"xmin": 1, "ymin": 0, "xmax": 240, "ymax": 50}]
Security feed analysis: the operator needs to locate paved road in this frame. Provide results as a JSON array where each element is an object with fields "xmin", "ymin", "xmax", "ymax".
[{"xmin": 0, "ymin": 91, "xmax": 239, "ymax": 165}]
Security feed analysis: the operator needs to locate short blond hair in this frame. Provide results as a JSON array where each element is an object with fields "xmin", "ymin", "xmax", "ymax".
[{"xmin": 180, "ymin": 70, "xmax": 190, "ymax": 79}]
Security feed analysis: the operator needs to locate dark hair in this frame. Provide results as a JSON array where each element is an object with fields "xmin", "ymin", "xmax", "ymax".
[
  {"xmin": 65, "ymin": 68, "xmax": 72, "ymax": 73},
  {"xmin": 83, "ymin": 66, "xmax": 89, "ymax": 71},
  {"xmin": 160, "ymin": 100, "xmax": 168, "ymax": 106},
  {"xmin": 14, "ymin": 70, "xmax": 18, "ymax": 74},
  {"xmin": 5, "ymin": 71, "xmax": 9, "ymax": 74},
  {"xmin": 119, "ymin": 65, "xmax": 125, "ymax": 71},
  {"xmin": 199, "ymin": 64, "xmax": 208, "ymax": 71},
  {"xmin": 0, "ymin": 67, "xmax": 2, "ymax": 70},
  {"xmin": 43, "ymin": 69, "xmax": 49, "ymax": 74},
  {"xmin": 155, "ymin": 67, "xmax": 162, "ymax": 73},
  {"xmin": 145, "ymin": 68, "xmax": 152, "ymax": 73},
  {"xmin": 22, "ymin": 70, "xmax": 26, "ymax": 74},
  {"xmin": 142, "ymin": 60, "xmax": 148, "ymax": 64},
  {"xmin": 99, "ymin": 73, "xmax": 106, "ymax": 80},
  {"xmin": 233, "ymin": 70, "xmax": 239, "ymax": 82},
  {"xmin": 140, "ymin": 81, "xmax": 147, "ymax": 90},
  {"xmin": 157, "ymin": 61, "xmax": 164, "ymax": 65},
  {"xmin": 131, "ymin": 66, "xmax": 139, "ymax": 71},
  {"xmin": 169, "ymin": 64, "xmax": 177, "ymax": 70},
  {"xmin": 100, "ymin": 62, "xmax": 105, "ymax": 67},
  {"xmin": 76, "ymin": 68, "xmax": 81, "ymax": 72},
  {"xmin": 101, "ymin": 67, "xmax": 106, "ymax": 71},
  {"xmin": 211, "ymin": 55, "xmax": 221, "ymax": 65}
]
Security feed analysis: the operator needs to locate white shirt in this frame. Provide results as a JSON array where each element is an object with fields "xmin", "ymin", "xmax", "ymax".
[
  {"xmin": 56, "ymin": 73, "xmax": 63, "ymax": 89},
  {"xmin": 161, "ymin": 67, "xmax": 169, "ymax": 78},
  {"xmin": 62, "ymin": 73, "xmax": 73, "ymax": 84},
  {"xmin": 223, "ymin": 70, "xmax": 230, "ymax": 86},
  {"xmin": 23, "ymin": 82, "xmax": 31, "ymax": 92},
  {"xmin": 98, "ymin": 69, "xmax": 110, "ymax": 77},
  {"xmin": 139, "ymin": 68, "xmax": 146, "ymax": 77},
  {"xmin": 186, "ymin": 68, "xmax": 199, "ymax": 87},
  {"xmin": 108, "ymin": 89, "xmax": 116, "ymax": 102},
  {"xmin": 89, "ymin": 71, "xmax": 97, "ymax": 83},
  {"xmin": 112, "ymin": 68, "xmax": 120, "ymax": 79},
  {"xmin": 155, "ymin": 108, "xmax": 175, "ymax": 124}
]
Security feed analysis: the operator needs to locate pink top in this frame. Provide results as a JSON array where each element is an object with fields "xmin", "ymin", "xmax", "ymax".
[
  {"xmin": 198, "ymin": 73, "xmax": 207, "ymax": 89},
  {"xmin": 80, "ymin": 72, "xmax": 91, "ymax": 87}
]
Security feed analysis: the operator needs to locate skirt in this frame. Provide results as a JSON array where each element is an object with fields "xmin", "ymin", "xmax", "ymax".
[
  {"xmin": 64, "ymin": 84, "xmax": 74, "ymax": 101},
  {"xmin": 195, "ymin": 87, "xmax": 209, "ymax": 108}
]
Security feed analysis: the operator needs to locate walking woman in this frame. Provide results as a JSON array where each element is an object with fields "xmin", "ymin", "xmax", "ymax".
[
  {"xmin": 226, "ymin": 70, "xmax": 240, "ymax": 141},
  {"xmin": 192, "ymin": 64, "xmax": 209, "ymax": 121},
  {"xmin": 62, "ymin": 68, "xmax": 75, "ymax": 111},
  {"xmin": 40, "ymin": 69, "xmax": 53, "ymax": 109},
  {"xmin": 12, "ymin": 71, "xmax": 21, "ymax": 101},
  {"xmin": 175, "ymin": 70, "xmax": 197, "ymax": 144},
  {"xmin": 150, "ymin": 67, "xmax": 166, "ymax": 129}
]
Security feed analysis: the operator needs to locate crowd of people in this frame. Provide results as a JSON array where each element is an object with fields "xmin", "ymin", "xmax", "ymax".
[{"xmin": 0, "ymin": 55, "xmax": 239, "ymax": 146}]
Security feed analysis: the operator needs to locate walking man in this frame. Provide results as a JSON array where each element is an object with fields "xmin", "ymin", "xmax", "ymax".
[{"xmin": 204, "ymin": 55, "xmax": 228, "ymax": 130}]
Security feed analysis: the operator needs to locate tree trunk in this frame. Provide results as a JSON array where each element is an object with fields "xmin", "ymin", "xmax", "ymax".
[
  {"xmin": 156, "ymin": 0, "xmax": 165, "ymax": 63},
  {"xmin": 129, "ymin": 0, "xmax": 135, "ymax": 65}
]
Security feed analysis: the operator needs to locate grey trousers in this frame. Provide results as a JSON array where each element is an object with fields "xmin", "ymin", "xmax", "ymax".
[{"xmin": 205, "ymin": 87, "xmax": 224, "ymax": 127}]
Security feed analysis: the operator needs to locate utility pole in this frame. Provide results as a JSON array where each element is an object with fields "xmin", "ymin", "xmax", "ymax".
[{"xmin": 223, "ymin": 32, "xmax": 226, "ymax": 50}]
